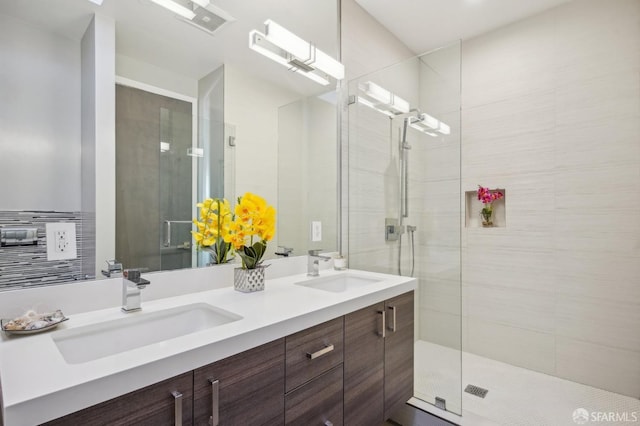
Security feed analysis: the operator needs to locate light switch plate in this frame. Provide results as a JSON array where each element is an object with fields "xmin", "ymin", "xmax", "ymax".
[
  {"xmin": 311, "ymin": 221, "xmax": 322, "ymax": 242},
  {"xmin": 45, "ymin": 223, "xmax": 77, "ymax": 261}
]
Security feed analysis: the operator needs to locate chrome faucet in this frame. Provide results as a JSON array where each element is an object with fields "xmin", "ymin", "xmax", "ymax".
[
  {"xmin": 101, "ymin": 259, "xmax": 123, "ymax": 278},
  {"xmin": 307, "ymin": 249, "xmax": 331, "ymax": 277},
  {"xmin": 122, "ymin": 269, "xmax": 150, "ymax": 313}
]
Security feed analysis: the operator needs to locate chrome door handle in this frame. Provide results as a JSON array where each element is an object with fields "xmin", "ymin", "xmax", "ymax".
[
  {"xmin": 388, "ymin": 305, "xmax": 397, "ymax": 332},
  {"xmin": 208, "ymin": 379, "xmax": 219, "ymax": 426},
  {"xmin": 378, "ymin": 310, "xmax": 386, "ymax": 338},
  {"xmin": 171, "ymin": 391, "xmax": 183, "ymax": 426},
  {"xmin": 306, "ymin": 344, "xmax": 334, "ymax": 360}
]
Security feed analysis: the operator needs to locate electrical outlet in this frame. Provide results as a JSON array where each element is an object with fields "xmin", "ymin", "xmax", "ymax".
[
  {"xmin": 311, "ymin": 221, "xmax": 322, "ymax": 242},
  {"xmin": 55, "ymin": 230, "xmax": 69, "ymax": 253},
  {"xmin": 46, "ymin": 223, "xmax": 77, "ymax": 261}
]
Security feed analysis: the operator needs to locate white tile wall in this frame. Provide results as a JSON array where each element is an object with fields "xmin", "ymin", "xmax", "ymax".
[
  {"xmin": 345, "ymin": 0, "xmax": 640, "ymax": 401},
  {"xmin": 461, "ymin": 0, "xmax": 640, "ymax": 397}
]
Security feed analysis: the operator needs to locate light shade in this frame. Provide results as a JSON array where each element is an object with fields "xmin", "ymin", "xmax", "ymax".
[
  {"xmin": 191, "ymin": 0, "xmax": 210, "ymax": 7},
  {"xmin": 409, "ymin": 113, "xmax": 450, "ymax": 137},
  {"xmin": 148, "ymin": 0, "xmax": 196, "ymax": 20},
  {"xmin": 358, "ymin": 81, "xmax": 410, "ymax": 116},
  {"xmin": 249, "ymin": 20, "xmax": 344, "ymax": 86}
]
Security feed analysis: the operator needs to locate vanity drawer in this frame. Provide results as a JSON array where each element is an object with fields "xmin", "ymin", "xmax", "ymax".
[
  {"xmin": 285, "ymin": 364, "xmax": 343, "ymax": 426},
  {"xmin": 285, "ymin": 317, "xmax": 343, "ymax": 392}
]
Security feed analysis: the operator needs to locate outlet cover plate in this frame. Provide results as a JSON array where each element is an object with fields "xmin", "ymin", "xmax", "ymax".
[{"xmin": 46, "ymin": 223, "xmax": 77, "ymax": 261}]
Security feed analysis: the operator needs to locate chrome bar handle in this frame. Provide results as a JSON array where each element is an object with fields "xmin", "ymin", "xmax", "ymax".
[
  {"xmin": 164, "ymin": 220, "xmax": 171, "ymax": 247},
  {"xmin": 378, "ymin": 310, "xmax": 386, "ymax": 338},
  {"xmin": 388, "ymin": 305, "xmax": 397, "ymax": 332},
  {"xmin": 306, "ymin": 344, "xmax": 334, "ymax": 360},
  {"xmin": 208, "ymin": 379, "xmax": 219, "ymax": 426},
  {"xmin": 171, "ymin": 391, "xmax": 183, "ymax": 426}
]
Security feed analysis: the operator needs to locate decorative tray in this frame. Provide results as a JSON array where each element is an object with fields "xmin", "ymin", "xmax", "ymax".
[{"xmin": 1, "ymin": 310, "xmax": 68, "ymax": 335}]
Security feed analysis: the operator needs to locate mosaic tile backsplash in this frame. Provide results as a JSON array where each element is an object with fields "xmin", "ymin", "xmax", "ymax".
[{"xmin": 0, "ymin": 211, "xmax": 89, "ymax": 291}]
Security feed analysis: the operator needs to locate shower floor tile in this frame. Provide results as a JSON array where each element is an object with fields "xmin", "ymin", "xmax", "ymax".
[{"xmin": 414, "ymin": 340, "xmax": 640, "ymax": 426}]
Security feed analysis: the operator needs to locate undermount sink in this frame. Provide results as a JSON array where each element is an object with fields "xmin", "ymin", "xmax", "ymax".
[
  {"xmin": 295, "ymin": 272, "xmax": 383, "ymax": 293},
  {"xmin": 53, "ymin": 303, "xmax": 242, "ymax": 364}
]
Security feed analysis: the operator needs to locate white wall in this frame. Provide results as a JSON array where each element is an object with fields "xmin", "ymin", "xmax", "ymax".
[
  {"xmin": 461, "ymin": 0, "xmax": 640, "ymax": 398},
  {"xmin": 81, "ymin": 14, "xmax": 116, "ymax": 278},
  {"xmin": 278, "ymin": 96, "xmax": 338, "ymax": 255},
  {"xmin": 224, "ymin": 65, "xmax": 300, "ymax": 253},
  {"xmin": 0, "ymin": 13, "xmax": 81, "ymax": 211},
  {"xmin": 116, "ymin": 54, "xmax": 198, "ymax": 99}
]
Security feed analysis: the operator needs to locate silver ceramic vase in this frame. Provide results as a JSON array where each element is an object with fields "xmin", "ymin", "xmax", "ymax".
[{"xmin": 233, "ymin": 266, "xmax": 266, "ymax": 292}]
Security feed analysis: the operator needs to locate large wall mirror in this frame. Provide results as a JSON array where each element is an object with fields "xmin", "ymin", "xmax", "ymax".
[{"xmin": 0, "ymin": 0, "xmax": 340, "ymax": 291}]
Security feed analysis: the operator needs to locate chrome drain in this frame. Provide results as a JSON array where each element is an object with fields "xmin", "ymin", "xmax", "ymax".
[{"xmin": 465, "ymin": 384, "xmax": 489, "ymax": 398}]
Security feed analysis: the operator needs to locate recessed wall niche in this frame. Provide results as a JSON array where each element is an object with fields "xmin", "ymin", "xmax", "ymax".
[{"xmin": 465, "ymin": 188, "xmax": 506, "ymax": 228}]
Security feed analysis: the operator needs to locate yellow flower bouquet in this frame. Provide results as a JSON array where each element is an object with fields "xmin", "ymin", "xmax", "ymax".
[
  {"xmin": 191, "ymin": 198, "xmax": 234, "ymax": 264},
  {"xmin": 224, "ymin": 192, "xmax": 276, "ymax": 270},
  {"xmin": 191, "ymin": 193, "xmax": 276, "ymax": 270}
]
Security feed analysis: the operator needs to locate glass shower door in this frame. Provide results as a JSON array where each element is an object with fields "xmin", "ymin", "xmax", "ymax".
[
  {"xmin": 347, "ymin": 42, "xmax": 462, "ymax": 416},
  {"xmin": 115, "ymin": 84, "xmax": 194, "ymax": 272}
]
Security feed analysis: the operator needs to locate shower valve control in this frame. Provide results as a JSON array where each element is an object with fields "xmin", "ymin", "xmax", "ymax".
[{"xmin": 385, "ymin": 218, "xmax": 405, "ymax": 242}]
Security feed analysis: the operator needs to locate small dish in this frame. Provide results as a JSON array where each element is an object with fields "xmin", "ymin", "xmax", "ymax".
[{"xmin": 1, "ymin": 316, "xmax": 69, "ymax": 335}]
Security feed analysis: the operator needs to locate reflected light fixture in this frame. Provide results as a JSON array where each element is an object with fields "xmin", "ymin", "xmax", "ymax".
[
  {"xmin": 148, "ymin": 0, "xmax": 196, "ymax": 20},
  {"xmin": 408, "ymin": 113, "xmax": 451, "ymax": 137},
  {"xmin": 357, "ymin": 81, "xmax": 410, "ymax": 117},
  {"xmin": 187, "ymin": 147, "xmax": 204, "ymax": 157},
  {"xmin": 249, "ymin": 20, "xmax": 345, "ymax": 86}
]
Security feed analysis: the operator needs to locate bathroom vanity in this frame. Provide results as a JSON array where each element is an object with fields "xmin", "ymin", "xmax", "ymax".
[{"xmin": 0, "ymin": 268, "xmax": 415, "ymax": 425}]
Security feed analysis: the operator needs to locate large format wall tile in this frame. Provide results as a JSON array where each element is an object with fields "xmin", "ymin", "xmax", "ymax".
[
  {"xmin": 556, "ymin": 337, "xmax": 640, "ymax": 398},
  {"xmin": 460, "ymin": 0, "xmax": 640, "ymax": 397}
]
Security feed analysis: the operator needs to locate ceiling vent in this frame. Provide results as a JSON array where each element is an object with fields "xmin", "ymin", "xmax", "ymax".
[{"xmin": 179, "ymin": 1, "xmax": 235, "ymax": 35}]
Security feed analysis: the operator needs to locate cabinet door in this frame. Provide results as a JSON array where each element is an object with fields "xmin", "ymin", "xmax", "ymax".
[
  {"xmin": 343, "ymin": 302, "xmax": 384, "ymax": 425},
  {"xmin": 285, "ymin": 365, "xmax": 343, "ymax": 426},
  {"xmin": 285, "ymin": 317, "xmax": 343, "ymax": 393},
  {"xmin": 43, "ymin": 372, "xmax": 193, "ymax": 426},
  {"xmin": 193, "ymin": 338, "xmax": 285, "ymax": 426},
  {"xmin": 384, "ymin": 291, "xmax": 415, "ymax": 420}
]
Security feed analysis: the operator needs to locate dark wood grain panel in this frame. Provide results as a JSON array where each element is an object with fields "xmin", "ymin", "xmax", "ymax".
[
  {"xmin": 285, "ymin": 365, "xmax": 343, "ymax": 426},
  {"xmin": 285, "ymin": 317, "xmax": 343, "ymax": 393},
  {"xmin": 384, "ymin": 291, "xmax": 415, "ymax": 420},
  {"xmin": 43, "ymin": 372, "xmax": 194, "ymax": 426},
  {"xmin": 344, "ymin": 302, "xmax": 384, "ymax": 426},
  {"xmin": 193, "ymin": 338, "xmax": 285, "ymax": 426}
]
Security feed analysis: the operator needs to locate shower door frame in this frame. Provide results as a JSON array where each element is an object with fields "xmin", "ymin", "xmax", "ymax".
[{"xmin": 114, "ymin": 76, "xmax": 199, "ymax": 270}]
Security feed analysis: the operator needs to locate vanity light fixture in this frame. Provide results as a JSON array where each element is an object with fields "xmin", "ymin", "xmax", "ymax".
[
  {"xmin": 249, "ymin": 20, "xmax": 345, "ymax": 86},
  {"xmin": 408, "ymin": 113, "xmax": 451, "ymax": 137},
  {"xmin": 187, "ymin": 147, "xmax": 204, "ymax": 157},
  {"xmin": 357, "ymin": 81, "xmax": 410, "ymax": 117},
  {"xmin": 148, "ymin": 0, "xmax": 196, "ymax": 20},
  {"xmin": 191, "ymin": 0, "xmax": 210, "ymax": 7},
  {"xmin": 87, "ymin": 0, "xmax": 104, "ymax": 5}
]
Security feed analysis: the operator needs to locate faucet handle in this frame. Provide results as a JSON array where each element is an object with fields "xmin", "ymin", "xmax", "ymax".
[
  {"xmin": 308, "ymin": 249, "xmax": 323, "ymax": 256},
  {"xmin": 123, "ymin": 269, "xmax": 141, "ymax": 281}
]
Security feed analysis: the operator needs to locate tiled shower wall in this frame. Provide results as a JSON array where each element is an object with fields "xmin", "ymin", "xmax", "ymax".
[
  {"xmin": 0, "ymin": 211, "xmax": 88, "ymax": 290},
  {"xmin": 461, "ymin": 0, "xmax": 640, "ymax": 398}
]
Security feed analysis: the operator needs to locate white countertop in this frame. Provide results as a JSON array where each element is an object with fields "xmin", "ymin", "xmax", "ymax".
[{"xmin": 0, "ymin": 268, "xmax": 415, "ymax": 425}]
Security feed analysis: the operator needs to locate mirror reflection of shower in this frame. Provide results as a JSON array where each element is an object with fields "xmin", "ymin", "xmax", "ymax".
[{"xmin": 358, "ymin": 81, "xmax": 451, "ymax": 277}]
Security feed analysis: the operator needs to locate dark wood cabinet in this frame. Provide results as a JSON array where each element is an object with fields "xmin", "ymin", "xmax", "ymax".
[
  {"xmin": 285, "ymin": 365, "xmax": 343, "ymax": 426},
  {"xmin": 42, "ymin": 372, "xmax": 193, "ymax": 426},
  {"xmin": 384, "ymin": 291, "xmax": 415, "ymax": 420},
  {"xmin": 285, "ymin": 317, "xmax": 344, "ymax": 393},
  {"xmin": 42, "ymin": 291, "xmax": 413, "ymax": 426},
  {"xmin": 344, "ymin": 302, "xmax": 385, "ymax": 426},
  {"xmin": 193, "ymin": 338, "xmax": 285, "ymax": 426},
  {"xmin": 343, "ymin": 291, "xmax": 414, "ymax": 425}
]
